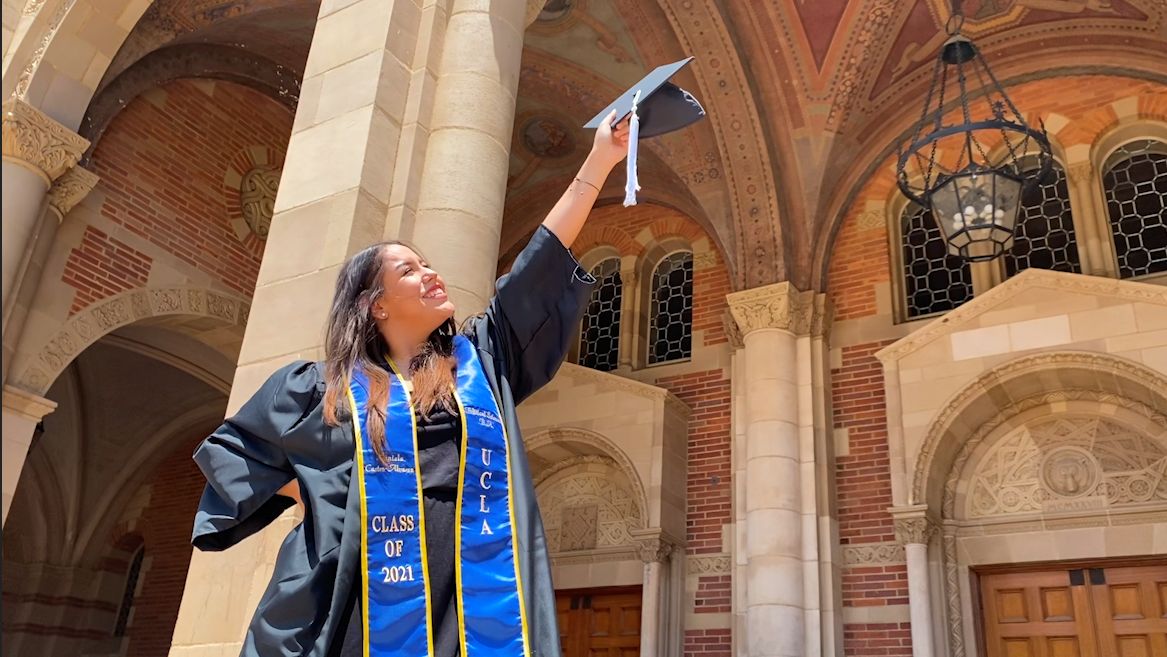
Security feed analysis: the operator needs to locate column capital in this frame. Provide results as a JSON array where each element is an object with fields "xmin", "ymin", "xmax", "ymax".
[
  {"xmin": 631, "ymin": 530, "xmax": 678, "ymax": 564},
  {"xmin": 2, "ymin": 98, "xmax": 90, "ymax": 184},
  {"xmin": 47, "ymin": 165, "xmax": 100, "ymax": 218},
  {"xmin": 726, "ymin": 282, "xmax": 832, "ymax": 338},
  {"xmin": 1065, "ymin": 161, "xmax": 1095, "ymax": 185},
  {"xmin": 3, "ymin": 384, "xmax": 57, "ymax": 422},
  {"xmin": 890, "ymin": 504, "xmax": 938, "ymax": 545}
]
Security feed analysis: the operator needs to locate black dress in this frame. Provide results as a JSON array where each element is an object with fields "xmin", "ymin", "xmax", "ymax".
[{"xmin": 330, "ymin": 407, "xmax": 463, "ymax": 657}]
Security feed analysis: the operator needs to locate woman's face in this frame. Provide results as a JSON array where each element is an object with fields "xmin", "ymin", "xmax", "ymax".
[{"xmin": 373, "ymin": 244, "xmax": 455, "ymax": 331}]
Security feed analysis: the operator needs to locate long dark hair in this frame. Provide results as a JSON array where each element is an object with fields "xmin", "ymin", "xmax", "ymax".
[{"xmin": 321, "ymin": 240, "xmax": 457, "ymax": 465}]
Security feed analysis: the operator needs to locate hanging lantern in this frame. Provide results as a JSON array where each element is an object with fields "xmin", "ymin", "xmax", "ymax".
[{"xmin": 895, "ymin": 6, "xmax": 1052, "ymax": 261}]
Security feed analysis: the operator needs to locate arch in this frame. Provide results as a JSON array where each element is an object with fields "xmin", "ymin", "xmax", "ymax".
[
  {"xmin": 910, "ymin": 351, "xmax": 1167, "ymax": 513},
  {"xmin": 525, "ymin": 427, "xmax": 649, "ymax": 525},
  {"xmin": 9, "ymin": 286, "xmax": 250, "ymax": 396},
  {"xmin": 1090, "ymin": 118, "xmax": 1167, "ymax": 170},
  {"xmin": 79, "ymin": 43, "xmax": 299, "ymax": 161}
]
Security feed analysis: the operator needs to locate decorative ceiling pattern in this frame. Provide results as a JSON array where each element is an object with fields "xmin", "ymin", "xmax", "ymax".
[{"xmin": 89, "ymin": 0, "xmax": 1166, "ymax": 289}]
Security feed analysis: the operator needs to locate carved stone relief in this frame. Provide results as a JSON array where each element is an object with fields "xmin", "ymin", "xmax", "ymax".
[
  {"xmin": 965, "ymin": 415, "xmax": 1167, "ymax": 518},
  {"xmin": 539, "ymin": 468, "xmax": 643, "ymax": 555},
  {"xmin": 239, "ymin": 166, "xmax": 280, "ymax": 239}
]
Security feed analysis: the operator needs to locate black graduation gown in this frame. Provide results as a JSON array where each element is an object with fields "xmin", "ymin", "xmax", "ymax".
[{"xmin": 191, "ymin": 225, "xmax": 595, "ymax": 657}]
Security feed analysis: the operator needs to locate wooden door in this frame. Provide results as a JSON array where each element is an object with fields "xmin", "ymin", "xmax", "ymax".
[
  {"xmin": 1088, "ymin": 565, "xmax": 1167, "ymax": 657},
  {"xmin": 980, "ymin": 563, "xmax": 1167, "ymax": 657},
  {"xmin": 981, "ymin": 569, "xmax": 1100, "ymax": 657},
  {"xmin": 555, "ymin": 587, "xmax": 642, "ymax": 657}
]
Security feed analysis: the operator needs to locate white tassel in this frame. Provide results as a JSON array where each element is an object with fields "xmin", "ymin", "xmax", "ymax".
[{"xmin": 623, "ymin": 89, "xmax": 642, "ymax": 207}]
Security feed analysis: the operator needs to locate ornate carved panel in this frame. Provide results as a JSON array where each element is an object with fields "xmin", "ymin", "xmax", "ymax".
[
  {"xmin": 965, "ymin": 415, "xmax": 1167, "ymax": 518},
  {"xmin": 539, "ymin": 465, "xmax": 644, "ymax": 555}
]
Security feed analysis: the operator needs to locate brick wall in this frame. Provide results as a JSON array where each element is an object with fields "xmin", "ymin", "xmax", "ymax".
[
  {"xmin": 825, "ymin": 76, "xmax": 1166, "ymax": 654},
  {"xmin": 574, "ymin": 203, "xmax": 734, "ymax": 656},
  {"xmin": 123, "ymin": 433, "xmax": 209, "ymax": 657},
  {"xmin": 73, "ymin": 78, "xmax": 293, "ymax": 311}
]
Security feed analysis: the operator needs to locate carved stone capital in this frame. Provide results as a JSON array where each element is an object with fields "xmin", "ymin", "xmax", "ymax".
[
  {"xmin": 637, "ymin": 537, "xmax": 674, "ymax": 564},
  {"xmin": 722, "ymin": 309, "xmax": 744, "ymax": 350},
  {"xmin": 726, "ymin": 282, "xmax": 832, "ymax": 338},
  {"xmin": 891, "ymin": 505, "xmax": 937, "ymax": 545},
  {"xmin": 2, "ymin": 99, "xmax": 89, "ymax": 183},
  {"xmin": 47, "ymin": 166, "xmax": 100, "ymax": 218},
  {"xmin": 1066, "ymin": 161, "xmax": 1095, "ymax": 185}
]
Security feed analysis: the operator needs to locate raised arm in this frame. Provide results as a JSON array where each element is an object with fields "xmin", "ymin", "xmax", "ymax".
[{"xmin": 540, "ymin": 109, "xmax": 630, "ymax": 248}]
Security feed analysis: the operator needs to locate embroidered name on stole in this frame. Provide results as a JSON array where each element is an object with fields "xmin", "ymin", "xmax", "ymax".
[{"xmin": 347, "ymin": 335, "xmax": 529, "ymax": 657}]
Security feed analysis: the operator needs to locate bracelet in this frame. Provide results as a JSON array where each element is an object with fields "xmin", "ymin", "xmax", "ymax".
[{"xmin": 574, "ymin": 177, "xmax": 601, "ymax": 193}]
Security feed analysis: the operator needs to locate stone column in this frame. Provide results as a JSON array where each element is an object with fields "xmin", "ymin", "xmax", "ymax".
[
  {"xmin": 618, "ymin": 260, "xmax": 639, "ymax": 370},
  {"xmin": 727, "ymin": 283, "xmax": 829, "ymax": 657},
  {"xmin": 637, "ymin": 535, "xmax": 674, "ymax": 657},
  {"xmin": 1063, "ymin": 160, "xmax": 1117, "ymax": 278},
  {"xmin": 2, "ymin": 385, "xmax": 56, "ymax": 525},
  {"xmin": 1, "ymin": 98, "xmax": 89, "ymax": 329},
  {"xmin": 169, "ymin": 1, "xmax": 447, "ymax": 654},
  {"xmin": 893, "ymin": 505, "xmax": 938, "ymax": 657},
  {"xmin": 2, "ymin": 165, "xmax": 99, "ymax": 382},
  {"xmin": 408, "ymin": 0, "xmax": 529, "ymax": 317}
]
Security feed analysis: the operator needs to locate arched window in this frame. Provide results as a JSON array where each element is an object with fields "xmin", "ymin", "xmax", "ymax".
[
  {"xmin": 113, "ymin": 545, "xmax": 144, "ymax": 637},
  {"xmin": 648, "ymin": 251, "xmax": 692, "ymax": 364},
  {"xmin": 578, "ymin": 258, "xmax": 622, "ymax": 372},
  {"xmin": 1004, "ymin": 160, "xmax": 1080, "ymax": 276},
  {"xmin": 1103, "ymin": 139, "xmax": 1167, "ymax": 279},
  {"xmin": 902, "ymin": 204, "xmax": 973, "ymax": 319}
]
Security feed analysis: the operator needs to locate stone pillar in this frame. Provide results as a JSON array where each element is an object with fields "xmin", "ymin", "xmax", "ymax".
[
  {"xmin": 637, "ymin": 535, "xmax": 673, "ymax": 657},
  {"xmin": 727, "ymin": 283, "xmax": 830, "ymax": 657},
  {"xmin": 169, "ymin": 1, "xmax": 450, "ymax": 654},
  {"xmin": 2, "ymin": 165, "xmax": 99, "ymax": 382},
  {"xmin": 2, "ymin": 385, "xmax": 56, "ymax": 525},
  {"xmin": 409, "ymin": 0, "xmax": 529, "ymax": 317},
  {"xmin": 893, "ymin": 505, "xmax": 938, "ymax": 657},
  {"xmin": 1063, "ymin": 160, "xmax": 1117, "ymax": 278},
  {"xmin": 1, "ymin": 98, "xmax": 89, "ymax": 330},
  {"xmin": 618, "ymin": 259, "xmax": 639, "ymax": 370}
]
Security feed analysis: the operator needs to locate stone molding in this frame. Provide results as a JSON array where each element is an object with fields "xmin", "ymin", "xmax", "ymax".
[
  {"xmin": 876, "ymin": 269, "xmax": 1167, "ymax": 364},
  {"xmin": 10, "ymin": 286, "xmax": 251, "ymax": 395},
  {"xmin": 685, "ymin": 554, "xmax": 731, "ymax": 575},
  {"xmin": 2, "ymin": 384, "xmax": 57, "ymax": 421},
  {"xmin": 726, "ymin": 282, "xmax": 832, "ymax": 338},
  {"xmin": 890, "ymin": 504, "xmax": 937, "ymax": 545},
  {"xmin": 2, "ymin": 98, "xmax": 89, "ymax": 183},
  {"xmin": 46, "ymin": 165, "xmax": 99, "ymax": 217},
  {"xmin": 842, "ymin": 541, "xmax": 905, "ymax": 565}
]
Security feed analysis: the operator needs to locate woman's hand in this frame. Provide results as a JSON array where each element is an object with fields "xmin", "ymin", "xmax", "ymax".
[{"xmin": 591, "ymin": 109, "xmax": 632, "ymax": 172}]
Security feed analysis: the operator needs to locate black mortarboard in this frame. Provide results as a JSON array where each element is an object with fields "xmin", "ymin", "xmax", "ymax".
[
  {"xmin": 584, "ymin": 57, "xmax": 705, "ymax": 206},
  {"xmin": 584, "ymin": 57, "xmax": 706, "ymax": 138}
]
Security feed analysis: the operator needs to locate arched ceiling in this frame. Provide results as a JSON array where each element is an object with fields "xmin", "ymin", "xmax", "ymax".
[{"xmin": 82, "ymin": 0, "xmax": 1167, "ymax": 290}]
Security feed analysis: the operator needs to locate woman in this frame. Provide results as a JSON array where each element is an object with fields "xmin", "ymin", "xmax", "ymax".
[{"xmin": 191, "ymin": 111, "xmax": 630, "ymax": 657}]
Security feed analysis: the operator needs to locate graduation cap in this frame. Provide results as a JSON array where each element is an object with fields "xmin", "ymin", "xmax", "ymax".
[{"xmin": 584, "ymin": 57, "xmax": 706, "ymax": 207}]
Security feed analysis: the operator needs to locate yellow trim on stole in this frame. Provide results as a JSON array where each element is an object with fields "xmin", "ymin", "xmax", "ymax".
[
  {"xmin": 452, "ymin": 391, "xmax": 470, "ymax": 657},
  {"xmin": 344, "ymin": 389, "xmax": 373, "ymax": 657},
  {"xmin": 348, "ymin": 363, "xmax": 436, "ymax": 657}
]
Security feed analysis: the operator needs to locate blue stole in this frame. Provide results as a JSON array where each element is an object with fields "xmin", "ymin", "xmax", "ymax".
[{"xmin": 346, "ymin": 335, "xmax": 530, "ymax": 657}]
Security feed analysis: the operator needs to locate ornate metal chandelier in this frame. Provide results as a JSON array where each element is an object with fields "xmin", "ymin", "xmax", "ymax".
[{"xmin": 896, "ymin": 3, "xmax": 1052, "ymax": 262}]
